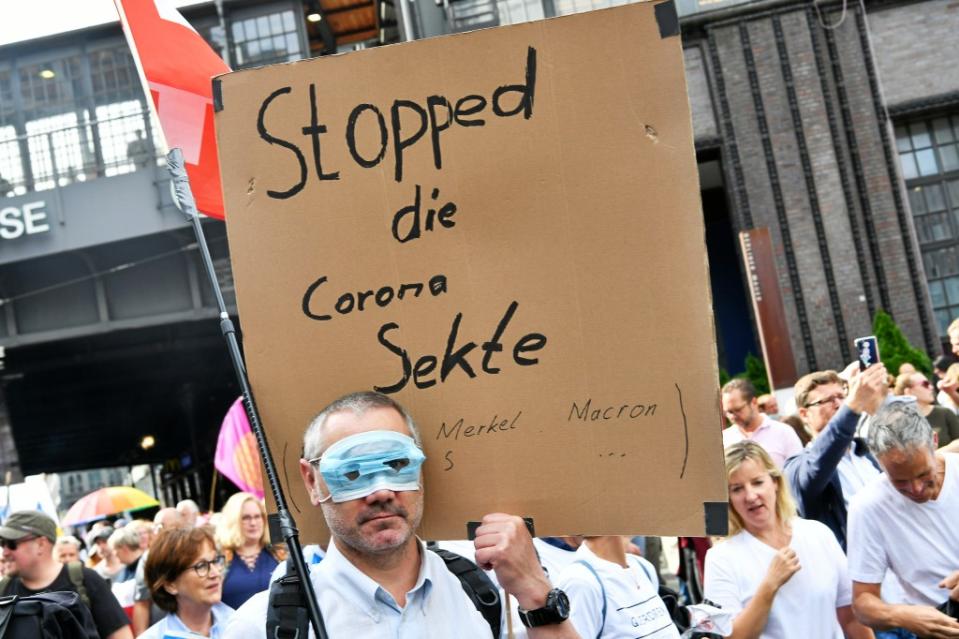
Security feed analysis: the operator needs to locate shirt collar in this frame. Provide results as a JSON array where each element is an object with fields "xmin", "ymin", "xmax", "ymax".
[
  {"xmin": 165, "ymin": 603, "xmax": 232, "ymax": 637},
  {"xmin": 318, "ymin": 537, "xmax": 433, "ymax": 617},
  {"xmin": 738, "ymin": 414, "xmax": 770, "ymax": 437}
]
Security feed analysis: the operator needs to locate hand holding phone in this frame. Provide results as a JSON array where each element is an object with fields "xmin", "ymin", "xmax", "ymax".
[{"xmin": 854, "ymin": 336, "xmax": 880, "ymax": 372}]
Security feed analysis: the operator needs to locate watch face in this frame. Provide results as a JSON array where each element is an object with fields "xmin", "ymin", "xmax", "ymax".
[{"xmin": 550, "ymin": 589, "xmax": 571, "ymax": 619}]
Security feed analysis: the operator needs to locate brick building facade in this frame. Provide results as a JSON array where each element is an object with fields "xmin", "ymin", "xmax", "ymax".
[{"xmin": 678, "ymin": 0, "xmax": 959, "ymax": 377}]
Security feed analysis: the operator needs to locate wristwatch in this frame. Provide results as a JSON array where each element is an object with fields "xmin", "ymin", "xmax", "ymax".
[{"xmin": 518, "ymin": 588, "xmax": 571, "ymax": 628}]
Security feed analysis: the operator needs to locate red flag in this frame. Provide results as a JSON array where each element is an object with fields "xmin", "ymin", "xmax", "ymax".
[{"xmin": 114, "ymin": 0, "xmax": 230, "ymax": 219}]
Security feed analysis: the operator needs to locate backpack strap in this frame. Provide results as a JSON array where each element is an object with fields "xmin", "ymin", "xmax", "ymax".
[
  {"xmin": 267, "ymin": 566, "xmax": 311, "ymax": 639},
  {"xmin": 628, "ymin": 555, "xmax": 658, "ymax": 589},
  {"xmin": 66, "ymin": 562, "xmax": 90, "ymax": 609},
  {"xmin": 575, "ymin": 560, "xmax": 606, "ymax": 639},
  {"xmin": 427, "ymin": 543, "xmax": 501, "ymax": 639},
  {"xmin": 0, "ymin": 595, "xmax": 15, "ymax": 639}
]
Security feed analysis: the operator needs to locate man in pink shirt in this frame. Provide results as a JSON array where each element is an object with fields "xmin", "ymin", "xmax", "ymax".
[{"xmin": 721, "ymin": 378, "xmax": 803, "ymax": 466}]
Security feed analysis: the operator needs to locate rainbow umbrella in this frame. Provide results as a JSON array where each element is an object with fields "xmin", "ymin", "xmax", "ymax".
[{"xmin": 62, "ymin": 486, "xmax": 159, "ymax": 526}]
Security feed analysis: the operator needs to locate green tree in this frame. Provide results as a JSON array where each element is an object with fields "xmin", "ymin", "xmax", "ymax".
[
  {"xmin": 742, "ymin": 353, "xmax": 771, "ymax": 395},
  {"xmin": 720, "ymin": 353, "xmax": 771, "ymax": 393},
  {"xmin": 872, "ymin": 309, "xmax": 932, "ymax": 376}
]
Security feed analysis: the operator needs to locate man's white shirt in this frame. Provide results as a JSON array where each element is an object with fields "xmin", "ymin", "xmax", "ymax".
[
  {"xmin": 848, "ymin": 452, "xmax": 959, "ymax": 606},
  {"xmin": 224, "ymin": 538, "xmax": 493, "ymax": 638}
]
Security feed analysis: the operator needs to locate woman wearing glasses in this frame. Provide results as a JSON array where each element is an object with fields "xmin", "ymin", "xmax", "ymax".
[
  {"xmin": 894, "ymin": 371, "xmax": 959, "ymax": 449},
  {"xmin": 141, "ymin": 527, "xmax": 233, "ymax": 639},
  {"xmin": 215, "ymin": 492, "xmax": 286, "ymax": 610}
]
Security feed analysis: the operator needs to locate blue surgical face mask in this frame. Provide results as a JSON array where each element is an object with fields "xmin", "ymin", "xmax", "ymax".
[{"xmin": 314, "ymin": 430, "xmax": 426, "ymax": 503}]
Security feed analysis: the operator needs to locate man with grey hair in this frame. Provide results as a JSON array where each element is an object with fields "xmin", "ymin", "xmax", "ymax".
[
  {"xmin": 227, "ymin": 390, "xmax": 580, "ymax": 638},
  {"xmin": 108, "ymin": 526, "xmax": 143, "ymax": 582},
  {"xmin": 175, "ymin": 499, "xmax": 200, "ymax": 526},
  {"xmin": 848, "ymin": 401, "xmax": 959, "ymax": 638}
]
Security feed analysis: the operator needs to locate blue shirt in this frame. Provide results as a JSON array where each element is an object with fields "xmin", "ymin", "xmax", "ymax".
[
  {"xmin": 221, "ymin": 547, "xmax": 279, "ymax": 609},
  {"xmin": 225, "ymin": 539, "xmax": 493, "ymax": 639},
  {"xmin": 139, "ymin": 601, "xmax": 233, "ymax": 639}
]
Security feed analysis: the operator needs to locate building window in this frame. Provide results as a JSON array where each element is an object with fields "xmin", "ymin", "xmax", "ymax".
[
  {"xmin": 0, "ymin": 39, "xmax": 162, "ymax": 197},
  {"xmin": 230, "ymin": 9, "xmax": 303, "ymax": 69},
  {"xmin": 899, "ymin": 115, "xmax": 959, "ymax": 335}
]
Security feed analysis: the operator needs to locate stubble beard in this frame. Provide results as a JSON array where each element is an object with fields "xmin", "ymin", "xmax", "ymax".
[{"xmin": 323, "ymin": 494, "xmax": 424, "ymax": 558}]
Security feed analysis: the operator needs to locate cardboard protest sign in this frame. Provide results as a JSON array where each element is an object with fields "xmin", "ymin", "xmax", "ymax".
[{"xmin": 213, "ymin": 0, "xmax": 728, "ymax": 541}]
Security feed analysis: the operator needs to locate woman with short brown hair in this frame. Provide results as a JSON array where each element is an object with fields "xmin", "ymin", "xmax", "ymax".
[{"xmin": 141, "ymin": 526, "xmax": 233, "ymax": 638}]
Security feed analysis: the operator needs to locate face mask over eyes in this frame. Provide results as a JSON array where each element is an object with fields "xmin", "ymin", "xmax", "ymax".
[{"xmin": 316, "ymin": 430, "xmax": 426, "ymax": 503}]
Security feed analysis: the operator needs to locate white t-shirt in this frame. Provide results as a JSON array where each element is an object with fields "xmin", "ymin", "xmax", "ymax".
[
  {"xmin": 847, "ymin": 452, "xmax": 959, "ymax": 605},
  {"xmin": 836, "ymin": 448, "xmax": 882, "ymax": 509},
  {"xmin": 704, "ymin": 518, "xmax": 850, "ymax": 639},
  {"xmin": 557, "ymin": 544, "xmax": 679, "ymax": 639}
]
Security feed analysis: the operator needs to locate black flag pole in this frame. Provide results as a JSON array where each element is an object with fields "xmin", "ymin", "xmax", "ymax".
[{"xmin": 166, "ymin": 148, "xmax": 328, "ymax": 639}]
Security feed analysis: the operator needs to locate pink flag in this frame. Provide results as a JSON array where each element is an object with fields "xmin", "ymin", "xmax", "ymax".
[
  {"xmin": 214, "ymin": 397, "xmax": 264, "ymax": 498},
  {"xmin": 114, "ymin": 0, "xmax": 230, "ymax": 219}
]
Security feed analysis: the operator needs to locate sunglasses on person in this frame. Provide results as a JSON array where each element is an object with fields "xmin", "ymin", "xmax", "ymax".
[
  {"xmin": 1, "ymin": 536, "xmax": 38, "ymax": 551},
  {"xmin": 915, "ymin": 379, "xmax": 932, "ymax": 389},
  {"xmin": 190, "ymin": 554, "xmax": 226, "ymax": 578}
]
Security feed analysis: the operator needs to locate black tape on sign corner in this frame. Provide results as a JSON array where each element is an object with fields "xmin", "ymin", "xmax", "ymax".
[
  {"xmin": 703, "ymin": 502, "xmax": 728, "ymax": 536},
  {"xmin": 268, "ymin": 513, "xmax": 282, "ymax": 543},
  {"xmin": 654, "ymin": 0, "xmax": 680, "ymax": 39},
  {"xmin": 212, "ymin": 78, "xmax": 224, "ymax": 113}
]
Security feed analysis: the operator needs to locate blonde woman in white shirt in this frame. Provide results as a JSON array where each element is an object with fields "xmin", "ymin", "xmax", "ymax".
[{"xmin": 704, "ymin": 441, "xmax": 875, "ymax": 639}]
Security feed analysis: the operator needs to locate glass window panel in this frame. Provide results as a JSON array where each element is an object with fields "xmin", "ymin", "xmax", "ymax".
[
  {"xmin": 942, "ymin": 144, "xmax": 959, "ymax": 173},
  {"xmin": 929, "ymin": 280, "xmax": 947, "ymax": 307},
  {"xmin": 926, "ymin": 183, "xmax": 946, "ymax": 212},
  {"xmin": 910, "ymin": 122, "xmax": 932, "ymax": 149},
  {"xmin": 247, "ymin": 40, "xmax": 261, "ymax": 60},
  {"xmin": 930, "ymin": 212, "xmax": 951, "ymax": 241},
  {"xmin": 900, "ymin": 152, "xmax": 918, "ymax": 180},
  {"xmin": 257, "ymin": 16, "xmax": 270, "ymax": 37},
  {"xmin": 24, "ymin": 112, "xmax": 83, "ymax": 190},
  {"xmin": 0, "ymin": 127, "xmax": 23, "ymax": 195},
  {"xmin": 925, "ymin": 247, "xmax": 959, "ymax": 278},
  {"xmin": 273, "ymin": 35, "xmax": 286, "ymax": 56},
  {"xmin": 937, "ymin": 309, "xmax": 952, "ymax": 335},
  {"xmin": 270, "ymin": 13, "xmax": 283, "ymax": 35},
  {"xmin": 0, "ymin": 67, "xmax": 14, "ymax": 127},
  {"xmin": 948, "ymin": 179, "xmax": 959, "ymax": 208},
  {"xmin": 286, "ymin": 33, "xmax": 299, "ymax": 57},
  {"xmin": 946, "ymin": 278, "xmax": 959, "ymax": 305},
  {"xmin": 935, "ymin": 117, "xmax": 956, "ymax": 144},
  {"xmin": 909, "ymin": 187, "xmax": 927, "ymax": 215},
  {"xmin": 917, "ymin": 215, "xmax": 948, "ymax": 244},
  {"xmin": 95, "ymin": 100, "xmax": 151, "ymax": 176},
  {"xmin": 231, "ymin": 20, "xmax": 245, "ymax": 40},
  {"xmin": 916, "ymin": 148, "xmax": 939, "ymax": 176},
  {"xmin": 283, "ymin": 10, "xmax": 295, "ymax": 31}
]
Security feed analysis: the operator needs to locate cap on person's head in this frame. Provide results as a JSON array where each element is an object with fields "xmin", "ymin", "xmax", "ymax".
[
  {"xmin": 0, "ymin": 511, "xmax": 57, "ymax": 543},
  {"xmin": 85, "ymin": 526, "xmax": 115, "ymax": 547}
]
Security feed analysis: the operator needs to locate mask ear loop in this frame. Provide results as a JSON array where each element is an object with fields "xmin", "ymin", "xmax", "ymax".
[{"xmin": 308, "ymin": 455, "xmax": 335, "ymax": 503}]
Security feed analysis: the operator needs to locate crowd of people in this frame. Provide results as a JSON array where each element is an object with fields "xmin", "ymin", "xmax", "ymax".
[
  {"xmin": 0, "ymin": 489, "xmax": 285, "ymax": 638},
  {"xmin": 2, "ymin": 329, "xmax": 959, "ymax": 638}
]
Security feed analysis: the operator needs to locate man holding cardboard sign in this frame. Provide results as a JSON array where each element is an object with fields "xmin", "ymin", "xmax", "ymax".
[{"xmin": 226, "ymin": 391, "xmax": 579, "ymax": 638}]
